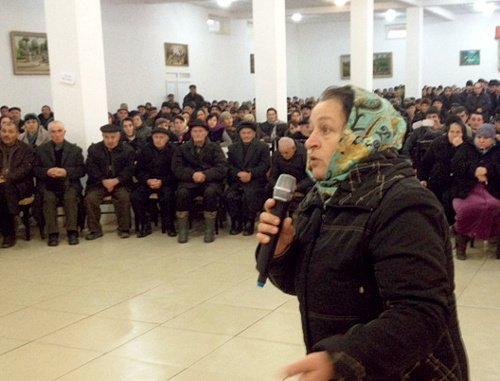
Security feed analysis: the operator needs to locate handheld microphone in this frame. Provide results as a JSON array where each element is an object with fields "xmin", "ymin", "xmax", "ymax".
[{"xmin": 256, "ymin": 174, "xmax": 296, "ymax": 287}]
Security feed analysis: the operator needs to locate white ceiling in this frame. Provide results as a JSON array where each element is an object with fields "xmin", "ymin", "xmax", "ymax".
[{"xmin": 132, "ymin": 0, "xmax": 500, "ymax": 22}]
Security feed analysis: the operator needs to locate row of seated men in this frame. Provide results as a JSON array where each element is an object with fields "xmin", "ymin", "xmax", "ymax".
[{"xmin": 0, "ymin": 117, "xmax": 312, "ymax": 249}]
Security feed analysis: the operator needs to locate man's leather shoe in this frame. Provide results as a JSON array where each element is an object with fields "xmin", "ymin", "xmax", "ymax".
[
  {"xmin": 85, "ymin": 231, "xmax": 103, "ymax": 240},
  {"xmin": 137, "ymin": 224, "xmax": 151, "ymax": 238},
  {"xmin": 166, "ymin": 227, "xmax": 177, "ymax": 237},
  {"xmin": 242, "ymin": 221, "xmax": 254, "ymax": 236},
  {"xmin": 68, "ymin": 232, "xmax": 79, "ymax": 245},
  {"xmin": 48, "ymin": 234, "xmax": 59, "ymax": 246},
  {"xmin": 118, "ymin": 230, "xmax": 130, "ymax": 238},
  {"xmin": 1, "ymin": 236, "xmax": 16, "ymax": 248}
]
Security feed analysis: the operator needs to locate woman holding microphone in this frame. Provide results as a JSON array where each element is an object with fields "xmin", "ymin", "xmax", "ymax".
[{"xmin": 256, "ymin": 86, "xmax": 467, "ymax": 381}]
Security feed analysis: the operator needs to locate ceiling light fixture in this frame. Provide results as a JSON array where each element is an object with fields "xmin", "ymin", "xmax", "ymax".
[
  {"xmin": 333, "ymin": 0, "xmax": 348, "ymax": 7},
  {"xmin": 385, "ymin": 9, "xmax": 397, "ymax": 22},
  {"xmin": 291, "ymin": 13, "xmax": 302, "ymax": 22},
  {"xmin": 217, "ymin": 0, "xmax": 232, "ymax": 8}
]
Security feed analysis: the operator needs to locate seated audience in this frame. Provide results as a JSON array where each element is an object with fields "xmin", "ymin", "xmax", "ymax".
[
  {"xmin": 207, "ymin": 112, "xmax": 232, "ymax": 146},
  {"xmin": 219, "ymin": 111, "xmax": 237, "ymax": 143},
  {"xmin": 403, "ymin": 106, "xmax": 443, "ymax": 175},
  {"xmin": 113, "ymin": 107, "xmax": 129, "ymax": 126},
  {"xmin": 33, "ymin": 121, "xmax": 86, "ymax": 246},
  {"xmin": 130, "ymin": 111, "xmax": 151, "ymax": 140},
  {"xmin": 0, "ymin": 121, "xmax": 33, "ymax": 248},
  {"xmin": 419, "ymin": 117, "xmax": 468, "ymax": 225},
  {"xmin": 172, "ymin": 119, "xmax": 228, "ymax": 243},
  {"xmin": 171, "ymin": 114, "xmax": 190, "ymax": 144},
  {"xmin": 120, "ymin": 117, "xmax": 144, "ymax": 153},
  {"xmin": 257, "ymin": 107, "xmax": 287, "ymax": 142},
  {"xmin": 132, "ymin": 128, "xmax": 177, "ymax": 237},
  {"xmin": 225, "ymin": 121, "xmax": 270, "ymax": 236},
  {"xmin": 451, "ymin": 124, "xmax": 500, "ymax": 260},
  {"xmin": 18, "ymin": 113, "xmax": 51, "ymax": 147},
  {"xmin": 468, "ymin": 111, "xmax": 484, "ymax": 132},
  {"xmin": 267, "ymin": 137, "xmax": 314, "ymax": 198},
  {"xmin": 38, "ymin": 105, "xmax": 54, "ymax": 129},
  {"xmin": 465, "ymin": 82, "xmax": 492, "ymax": 122},
  {"xmin": 84, "ymin": 124, "xmax": 136, "ymax": 240},
  {"xmin": 9, "ymin": 107, "xmax": 24, "ymax": 132}
]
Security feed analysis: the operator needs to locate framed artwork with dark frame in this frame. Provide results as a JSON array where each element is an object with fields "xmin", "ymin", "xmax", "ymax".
[
  {"xmin": 339, "ymin": 52, "xmax": 393, "ymax": 79},
  {"xmin": 373, "ymin": 52, "xmax": 393, "ymax": 78},
  {"xmin": 164, "ymin": 43, "xmax": 189, "ymax": 67},
  {"xmin": 10, "ymin": 31, "xmax": 50, "ymax": 75},
  {"xmin": 250, "ymin": 53, "xmax": 255, "ymax": 74},
  {"xmin": 459, "ymin": 50, "xmax": 480, "ymax": 66}
]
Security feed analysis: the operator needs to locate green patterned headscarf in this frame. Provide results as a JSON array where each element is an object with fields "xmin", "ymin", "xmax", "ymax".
[{"xmin": 308, "ymin": 85, "xmax": 406, "ymax": 197}]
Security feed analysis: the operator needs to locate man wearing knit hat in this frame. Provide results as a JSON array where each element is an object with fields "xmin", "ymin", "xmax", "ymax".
[
  {"xmin": 18, "ymin": 114, "xmax": 51, "ymax": 148},
  {"xmin": 225, "ymin": 121, "xmax": 270, "ymax": 236},
  {"xmin": 171, "ymin": 119, "xmax": 227, "ymax": 243}
]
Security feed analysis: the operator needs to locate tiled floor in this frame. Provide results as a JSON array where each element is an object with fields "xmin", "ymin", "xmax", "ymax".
[{"xmin": 0, "ymin": 223, "xmax": 499, "ymax": 381}]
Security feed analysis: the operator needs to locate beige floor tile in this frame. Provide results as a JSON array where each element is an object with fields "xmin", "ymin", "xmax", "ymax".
[
  {"xmin": 38, "ymin": 315, "xmax": 157, "ymax": 352},
  {"xmin": 0, "ymin": 342, "xmax": 100, "ymax": 381},
  {"xmin": 0, "ymin": 302, "xmax": 26, "ymax": 318},
  {"xmin": 208, "ymin": 276, "xmax": 295, "ymax": 310},
  {"xmin": 168, "ymin": 368, "xmax": 257, "ymax": 381},
  {"xmin": 0, "ymin": 280, "xmax": 77, "ymax": 306},
  {"xmin": 56, "ymin": 355, "xmax": 184, "ymax": 381},
  {"xmin": 0, "ymin": 337, "xmax": 27, "ymax": 355},
  {"xmin": 97, "ymin": 294, "xmax": 201, "ymax": 324},
  {"xmin": 189, "ymin": 336, "xmax": 305, "ymax": 380},
  {"xmin": 162, "ymin": 302, "xmax": 271, "ymax": 335},
  {"xmin": 0, "ymin": 307, "xmax": 87, "ymax": 341},
  {"xmin": 109, "ymin": 327, "xmax": 232, "ymax": 368},
  {"xmin": 239, "ymin": 310, "xmax": 304, "ymax": 345},
  {"xmin": 34, "ymin": 284, "xmax": 137, "ymax": 314},
  {"xmin": 457, "ymin": 305, "xmax": 500, "ymax": 379},
  {"xmin": 457, "ymin": 258, "xmax": 500, "ymax": 309}
]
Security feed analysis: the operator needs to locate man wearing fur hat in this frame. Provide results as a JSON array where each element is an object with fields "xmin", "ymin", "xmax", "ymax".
[
  {"xmin": 172, "ymin": 119, "xmax": 227, "ymax": 243},
  {"xmin": 84, "ymin": 124, "xmax": 136, "ymax": 240},
  {"xmin": 225, "ymin": 121, "xmax": 270, "ymax": 235}
]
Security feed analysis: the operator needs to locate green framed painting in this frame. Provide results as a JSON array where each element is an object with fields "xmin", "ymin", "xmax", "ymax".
[
  {"xmin": 459, "ymin": 50, "xmax": 480, "ymax": 66},
  {"xmin": 10, "ymin": 31, "xmax": 49, "ymax": 75}
]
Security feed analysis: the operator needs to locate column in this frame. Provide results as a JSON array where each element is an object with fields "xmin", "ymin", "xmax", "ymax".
[
  {"xmin": 44, "ymin": 0, "xmax": 108, "ymax": 149},
  {"xmin": 350, "ymin": 0, "xmax": 374, "ymax": 90},
  {"xmin": 252, "ymin": 0, "xmax": 287, "ymax": 123},
  {"xmin": 405, "ymin": 7, "xmax": 423, "ymax": 99}
]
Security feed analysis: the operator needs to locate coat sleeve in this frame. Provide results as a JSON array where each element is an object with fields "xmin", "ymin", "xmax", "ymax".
[
  {"xmin": 65, "ymin": 146, "xmax": 86, "ymax": 181},
  {"xmin": 248, "ymin": 144, "xmax": 270, "ymax": 180},
  {"xmin": 33, "ymin": 146, "xmax": 51, "ymax": 181},
  {"xmin": 312, "ymin": 183, "xmax": 453, "ymax": 380},
  {"xmin": 85, "ymin": 144, "xmax": 105, "ymax": 184},
  {"xmin": 7, "ymin": 145, "xmax": 33, "ymax": 185},
  {"xmin": 161, "ymin": 147, "xmax": 177, "ymax": 186},
  {"xmin": 116, "ymin": 148, "xmax": 136, "ymax": 185},
  {"xmin": 418, "ymin": 138, "xmax": 438, "ymax": 181},
  {"xmin": 172, "ymin": 148, "xmax": 195, "ymax": 183},
  {"xmin": 202, "ymin": 145, "xmax": 228, "ymax": 182},
  {"xmin": 227, "ymin": 147, "xmax": 241, "ymax": 183}
]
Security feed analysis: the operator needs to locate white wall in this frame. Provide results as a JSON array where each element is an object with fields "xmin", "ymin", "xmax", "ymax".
[{"xmin": 1, "ymin": 1, "xmax": 499, "ymax": 115}]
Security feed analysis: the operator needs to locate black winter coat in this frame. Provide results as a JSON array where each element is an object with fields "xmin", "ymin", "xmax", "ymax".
[
  {"xmin": 135, "ymin": 142, "xmax": 177, "ymax": 188},
  {"xmin": 0, "ymin": 140, "xmax": 33, "ymax": 198},
  {"xmin": 263, "ymin": 149, "xmax": 468, "ymax": 381},
  {"xmin": 227, "ymin": 138, "xmax": 270, "ymax": 211},
  {"xmin": 269, "ymin": 141, "xmax": 313, "ymax": 194},
  {"xmin": 85, "ymin": 141, "xmax": 136, "ymax": 189},
  {"xmin": 419, "ymin": 135, "xmax": 460, "ymax": 192},
  {"xmin": 257, "ymin": 121, "xmax": 288, "ymax": 141},
  {"xmin": 33, "ymin": 140, "xmax": 86, "ymax": 193},
  {"xmin": 451, "ymin": 141, "xmax": 500, "ymax": 199},
  {"xmin": 172, "ymin": 139, "xmax": 227, "ymax": 192},
  {"xmin": 465, "ymin": 92, "xmax": 492, "ymax": 121}
]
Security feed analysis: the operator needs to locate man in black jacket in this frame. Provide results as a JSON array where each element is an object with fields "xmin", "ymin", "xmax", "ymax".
[
  {"xmin": 33, "ymin": 121, "xmax": 86, "ymax": 246},
  {"xmin": 0, "ymin": 121, "xmax": 33, "ymax": 248},
  {"xmin": 84, "ymin": 124, "xmax": 136, "ymax": 240},
  {"xmin": 172, "ymin": 119, "xmax": 227, "ymax": 243},
  {"xmin": 131, "ymin": 128, "xmax": 177, "ymax": 237},
  {"xmin": 183, "ymin": 85, "xmax": 205, "ymax": 110},
  {"xmin": 267, "ymin": 137, "xmax": 314, "ymax": 198},
  {"xmin": 465, "ymin": 82, "xmax": 492, "ymax": 122},
  {"xmin": 225, "ymin": 121, "xmax": 270, "ymax": 235}
]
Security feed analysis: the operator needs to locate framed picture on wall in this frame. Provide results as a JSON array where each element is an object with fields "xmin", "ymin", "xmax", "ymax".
[
  {"xmin": 10, "ymin": 31, "xmax": 50, "ymax": 75},
  {"xmin": 164, "ymin": 43, "xmax": 189, "ymax": 67},
  {"xmin": 459, "ymin": 50, "xmax": 480, "ymax": 66},
  {"xmin": 340, "ymin": 54, "xmax": 351, "ymax": 80},
  {"xmin": 339, "ymin": 52, "xmax": 393, "ymax": 80},
  {"xmin": 373, "ymin": 52, "xmax": 393, "ymax": 78},
  {"xmin": 250, "ymin": 53, "xmax": 255, "ymax": 74}
]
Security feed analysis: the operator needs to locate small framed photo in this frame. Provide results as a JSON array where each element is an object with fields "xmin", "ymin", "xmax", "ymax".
[
  {"xmin": 164, "ymin": 43, "xmax": 189, "ymax": 67},
  {"xmin": 459, "ymin": 50, "xmax": 480, "ymax": 66},
  {"xmin": 340, "ymin": 54, "xmax": 351, "ymax": 80},
  {"xmin": 250, "ymin": 53, "xmax": 255, "ymax": 74},
  {"xmin": 373, "ymin": 52, "xmax": 393, "ymax": 78},
  {"xmin": 10, "ymin": 31, "xmax": 50, "ymax": 75}
]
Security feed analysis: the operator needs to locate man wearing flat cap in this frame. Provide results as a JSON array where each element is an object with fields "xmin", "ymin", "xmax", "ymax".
[
  {"xmin": 84, "ymin": 124, "xmax": 136, "ymax": 240},
  {"xmin": 172, "ymin": 119, "xmax": 227, "ymax": 243},
  {"xmin": 225, "ymin": 121, "xmax": 270, "ymax": 236},
  {"xmin": 131, "ymin": 128, "xmax": 177, "ymax": 238}
]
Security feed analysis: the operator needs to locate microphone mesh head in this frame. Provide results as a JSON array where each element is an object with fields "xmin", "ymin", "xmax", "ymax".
[{"xmin": 273, "ymin": 174, "xmax": 296, "ymax": 202}]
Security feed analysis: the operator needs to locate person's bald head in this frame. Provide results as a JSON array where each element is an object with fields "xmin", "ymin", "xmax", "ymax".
[
  {"xmin": 48, "ymin": 120, "xmax": 66, "ymax": 145},
  {"xmin": 278, "ymin": 137, "xmax": 297, "ymax": 160}
]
